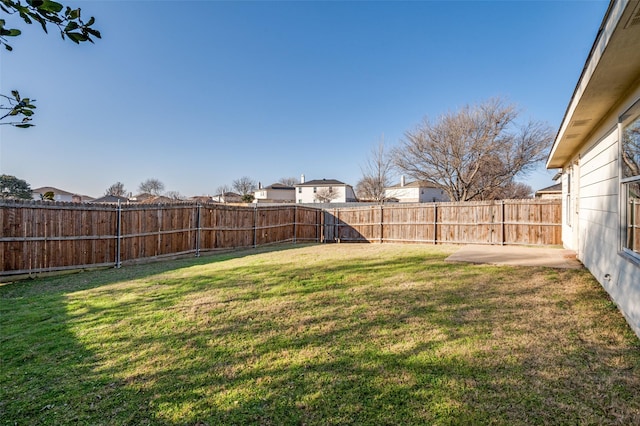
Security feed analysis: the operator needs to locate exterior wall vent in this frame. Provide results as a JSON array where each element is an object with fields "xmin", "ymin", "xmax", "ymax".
[
  {"xmin": 571, "ymin": 119, "xmax": 591, "ymax": 127},
  {"xmin": 625, "ymin": 1, "xmax": 640, "ymax": 28}
]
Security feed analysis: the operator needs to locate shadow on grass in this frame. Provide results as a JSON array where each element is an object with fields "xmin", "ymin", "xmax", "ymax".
[
  {"xmin": 1, "ymin": 243, "xmax": 639, "ymax": 425},
  {"xmin": 0, "ymin": 243, "xmax": 310, "ymax": 297},
  {"xmin": 0, "ymin": 243, "xmax": 310, "ymax": 424}
]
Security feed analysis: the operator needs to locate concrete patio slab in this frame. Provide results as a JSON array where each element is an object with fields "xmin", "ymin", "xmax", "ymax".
[{"xmin": 445, "ymin": 245, "xmax": 583, "ymax": 269}]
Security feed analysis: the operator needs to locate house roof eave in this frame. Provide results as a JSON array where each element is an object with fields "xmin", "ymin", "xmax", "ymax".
[
  {"xmin": 32, "ymin": 186, "xmax": 75, "ymax": 196},
  {"xmin": 547, "ymin": 0, "xmax": 640, "ymax": 169},
  {"xmin": 385, "ymin": 180, "xmax": 439, "ymax": 190},
  {"xmin": 295, "ymin": 179, "xmax": 347, "ymax": 187}
]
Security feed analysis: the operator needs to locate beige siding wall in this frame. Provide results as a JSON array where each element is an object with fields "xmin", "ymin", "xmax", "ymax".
[
  {"xmin": 296, "ymin": 187, "xmax": 316, "ymax": 203},
  {"xmin": 577, "ymin": 126, "xmax": 619, "ymax": 277},
  {"xmin": 296, "ymin": 185, "xmax": 353, "ymax": 203},
  {"xmin": 419, "ymin": 188, "xmax": 448, "ymax": 202},
  {"xmin": 255, "ymin": 189, "xmax": 295, "ymax": 202},
  {"xmin": 385, "ymin": 187, "xmax": 420, "ymax": 202},
  {"xmin": 385, "ymin": 187, "xmax": 449, "ymax": 203},
  {"xmin": 572, "ymin": 82, "xmax": 640, "ymax": 336},
  {"xmin": 561, "ymin": 170, "xmax": 572, "ymax": 248}
]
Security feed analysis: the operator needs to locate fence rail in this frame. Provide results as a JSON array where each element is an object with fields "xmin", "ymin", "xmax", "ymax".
[
  {"xmin": 323, "ymin": 199, "xmax": 561, "ymax": 246},
  {"xmin": 1, "ymin": 201, "xmax": 322, "ymax": 276},
  {"xmin": 1, "ymin": 199, "xmax": 561, "ymax": 277}
]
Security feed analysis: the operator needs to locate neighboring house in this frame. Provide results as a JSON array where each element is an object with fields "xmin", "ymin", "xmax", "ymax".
[
  {"xmin": 534, "ymin": 183, "xmax": 562, "ymax": 199},
  {"xmin": 384, "ymin": 177, "xmax": 449, "ymax": 203},
  {"xmin": 212, "ymin": 192, "xmax": 242, "ymax": 203},
  {"xmin": 190, "ymin": 195, "xmax": 216, "ymax": 204},
  {"xmin": 92, "ymin": 194, "xmax": 182, "ymax": 204},
  {"xmin": 32, "ymin": 186, "xmax": 94, "ymax": 203},
  {"xmin": 254, "ymin": 183, "xmax": 295, "ymax": 203},
  {"xmin": 546, "ymin": 0, "xmax": 640, "ymax": 337},
  {"xmin": 129, "ymin": 192, "xmax": 155, "ymax": 202},
  {"xmin": 138, "ymin": 195, "xmax": 177, "ymax": 204},
  {"xmin": 295, "ymin": 177, "xmax": 357, "ymax": 204},
  {"xmin": 90, "ymin": 195, "xmax": 130, "ymax": 204}
]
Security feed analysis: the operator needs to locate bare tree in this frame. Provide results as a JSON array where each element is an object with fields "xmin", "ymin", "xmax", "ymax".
[
  {"xmin": 315, "ymin": 187, "xmax": 339, "ymax": 203},
  {"xmin": 464, "ymin": 158, "xmax": 533, "ymax": 199},
  {"xmin": 622, "ymin": 123, "xmax": 640, "ymax": 178},
  {"xmin": 165, "ymin": 191, "xmax": 184, "ymax": 200},
  {"xmin": 504, "ymin": 182, "xmax": 534, "ymax": 199},
  {"xmin": 215, "ymin": 184, "xmax": 232, "ymax": 195},
  {"xmin": 105, "ymin": 182, "xmax": 126, "ymax": 197},
  {"xmin": 278, "ymin": 176, "xmax": 299, "ymax": 187},
  {"xmin": 484, "ymin": 181, "xmax": 533, "ymax": 200},
  {"xmin": 138, "ymin": 178, "xmax": 165, "ymax": 195},
  {"xmin": 357, "ymin": 139, "xmax": 394, "ymax": 202},
  {"xmin": 393, "ymin": 98, "xmax": 553, "ymax": 201},
  {"xmin": 232, "ymin": 176, "xmax": 256, "ymax": 196},
  {"xmin": 355, "ymin": 177, "xmax": 377, "ymax": 201}
]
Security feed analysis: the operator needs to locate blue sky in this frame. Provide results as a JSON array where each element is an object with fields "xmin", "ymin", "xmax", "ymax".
[{"xmin": 1, "ymin": 0, "xmax": 609, "ymax": 198}]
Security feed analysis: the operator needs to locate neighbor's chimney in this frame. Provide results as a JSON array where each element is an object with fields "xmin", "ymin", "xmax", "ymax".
[
  {"xmin": 301, "ymin": 174, "xmax": 305, "ymax": 184},
  {"xmin": 401, "ymin": 176, "xmax": 406, "ymax": 187},
  {"xmin": 258, "ymin": 182, "xmax": 262, "ymax": 189}
]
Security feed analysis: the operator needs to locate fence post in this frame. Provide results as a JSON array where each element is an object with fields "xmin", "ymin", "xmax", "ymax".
[
  {"xmin": 115, "ymin": 201, "xmax": 122, "ymax": 268},
  {"xmin": 379, "ymin": 204, "xmax": 384, "ymax": 243},
  {"xmin": 501, "ymin": 200, "xmax": 506, "ymax": 246},
  {"xmin": 433, "ymin": 203, "xmax": 438, "ymax": 245},
  {"xmin": 195, "ymin": 203, "xmax": 201, "ymax": 257},
  {"xmin": 293, "ymin": 205, "xmax": 297, "ymax": 244},
  {"xmin": 253, "ymin": 204, "xmax": 258, "ymax": 248}
]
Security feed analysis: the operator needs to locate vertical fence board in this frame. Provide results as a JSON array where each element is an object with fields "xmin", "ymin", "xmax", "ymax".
[
  {"xmin": 295, "ymin": 207, "xmax": 321, "ymax": 242},
  {"xmin": 1, "ymin": 199, "xmax": 562, "ymax": 276},
  {"xmin": 322, "ymin": 200, "xmax": 561, "ymax": 246}
]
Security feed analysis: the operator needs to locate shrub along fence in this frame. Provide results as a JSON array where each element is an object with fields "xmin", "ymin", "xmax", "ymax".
[{"xmin": 1, "ymin": 199, "xmax": 561, "ymax": 277}]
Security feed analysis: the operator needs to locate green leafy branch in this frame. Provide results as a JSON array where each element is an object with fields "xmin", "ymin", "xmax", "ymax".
[
  {"xmin": 0, "ymin": 90, "xmax": 36, "ymax": 128},
  {"xmin": 0, "ymin": 0, "xmax": 99, "ymax": 127},
  {"xmin": 0, "ymin": 0, "xmax": 101, "ymax": 51}
]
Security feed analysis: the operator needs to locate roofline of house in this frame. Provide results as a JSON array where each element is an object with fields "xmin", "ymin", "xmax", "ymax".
[
  {"xmin": 535, "ymin": 183, "xmax": 562, "ymax": 193},
  {"xmin": 295, "ymin": 180, "xmax": 348, "ymax": 187},
  {"xmin": 551, "ymin": 1, "xmax": 616, "ymax": 150},
  {"xmin": 32, "ymin": 186, "xmax": 76, "ymax": 196},
  {"xmin": 385, "ymin": 180, "xmax": 439, "ymax": 189},
  {"xmin": 546, "ymin": 0, "xmax": 638, "ymax": 169},
  {"xmin": 260, "ymin": 185, "xmax": 295, "ymax": 190}
]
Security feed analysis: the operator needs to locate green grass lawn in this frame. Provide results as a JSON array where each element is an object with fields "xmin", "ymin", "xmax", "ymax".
[{"xmin": 1, "ymin": 243, "xmax": 639, "ymax": 425}]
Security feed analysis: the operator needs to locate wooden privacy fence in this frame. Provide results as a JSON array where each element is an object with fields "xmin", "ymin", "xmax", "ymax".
[
  {"xmin": 1, "ymin": 199, "xmax": 561, "ymax": 277},
  {"xmin": 0, "ymin": 201, "xmax": 322, "ymax": 276},
  {"xmin": 323, "ymin": 199, "xmax": 562, "ymax": 246}
]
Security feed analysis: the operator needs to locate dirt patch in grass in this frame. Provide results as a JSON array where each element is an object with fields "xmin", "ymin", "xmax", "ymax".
[{"xmin": 1, "ymin": 243, "xmax": 639, "ymax": 425}]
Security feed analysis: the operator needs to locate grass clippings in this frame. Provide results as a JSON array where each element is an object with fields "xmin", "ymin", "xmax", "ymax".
[{"xmin": 1, "ymin": 243, "xmax": 639, "ymax": 425}]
